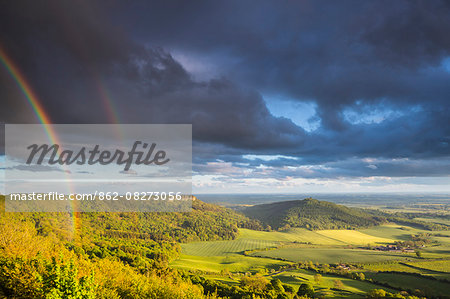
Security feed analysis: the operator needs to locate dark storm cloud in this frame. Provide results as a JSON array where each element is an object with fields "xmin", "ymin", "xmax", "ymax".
[
  {"xmin": 0, "ymin": 0, "xmax": 305, "ymax": 150},
  {"xmin": 0, "ymin": 0, "xmax": 449, "ymax": 179}
]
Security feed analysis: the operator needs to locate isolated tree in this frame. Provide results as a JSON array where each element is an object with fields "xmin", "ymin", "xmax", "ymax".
[
  {"xmin": 270, "ymin": 278, "xmax": 285, "ymax": 293},
  {"xmin": 240, "ymin": 275, "xmax": 269, "ymax": 292},
  {"xmin": 283, "ymin": 284, "xmax": 294, "ymax": 293},
  {"xmin": 415, "ymin": 250, "xmax": 422, "ymax": 258},
  {"xmin": 297, "ymin": 283, "xmax": 314, "ymax": 297},
  {"xmin": 314, "ymin": 274, "xmax": 322, "ymax": 283},
  {"xmin": 367, "ymin": 289, "xmax": 387, "ymax": 298},
  {"xmin": 333, "ymin": 279, "xmax": 344, "ymax": 289},
  {"xmin": 44, "ymin": 258, "xmax": 96, "ymax": 299}
]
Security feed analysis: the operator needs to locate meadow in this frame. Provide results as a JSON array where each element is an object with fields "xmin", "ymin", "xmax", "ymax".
[
  {"xmin": 273, "ymin": 270, "xmax": 398, "ymax": 299},
  {"xmin": 172, "ymin": 227, "xmax": 400, "ymax": 272},
  {"xmin": 251, "ymin": 247, "xmax": 418, "ymax": 264},
  {"xmin": 170, "ymin": 221, "xmax": 450, "ymax": 298},
  {"xmin": 202, "ymin": 269, "xmax": 400, "ymax": 299},
  {"xmin": 362, "ymin": 260, "xmax": 450, "ymax": 280},
  {"xmin": 360, "ymin": 224, "xmax": 429, "ymax": 240},
  {"xmin": 172, "ymin": 224, "xmax": 450, "ymax": 271},
  {"xmin": 403, "ymin": 259, "xmax": 450, "ymax": 273},
  {"xmin": 179, "ymin": 227, "xmax": 396, "ymax": 258},
  {"xmin": 170, "ymin": 254, "xmax": 290, "ymax": 273},
  {"xmin": 364, "ymin": 272, "xmax": 450, "ymax": 298}
]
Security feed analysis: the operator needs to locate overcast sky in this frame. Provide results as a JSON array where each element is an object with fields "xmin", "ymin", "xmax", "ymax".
[{"xmin": 1, "ymin": 0, "xmax": 449, "ymax": 193}]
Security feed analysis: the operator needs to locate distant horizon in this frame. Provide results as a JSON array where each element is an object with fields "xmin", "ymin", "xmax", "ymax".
[
  {"xmin": 195, "ymin": 192, "xmax": 450, "ymax": 207},
  {"xmin": 194, "ymin": 191, "xmax": 450, "ymax": 195}
]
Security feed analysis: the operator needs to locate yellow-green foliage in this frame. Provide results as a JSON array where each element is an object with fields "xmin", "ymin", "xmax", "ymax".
[
  {"xmin": 403, "ymin": 259, "xmax": 450, "ymax": 273},
  {"xmin": 0, "ymin": 197, "xmax": 212, "ymax": 298},
  {"xmin": 0, "ymin": 255, "xmax": 206, "ymax": 299},
  {"xmin": 0, "ymin": 215, "xmax": 74, "ymax": 260}
]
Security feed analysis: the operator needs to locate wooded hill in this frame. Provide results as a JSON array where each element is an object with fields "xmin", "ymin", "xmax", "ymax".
[{"xmin": 243, "ymin": 198, "xmax": 386, "ymax": 230}]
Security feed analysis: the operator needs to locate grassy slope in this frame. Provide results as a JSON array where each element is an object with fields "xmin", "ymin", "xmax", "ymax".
[
  {"xmin": 363, "ymin": 261, "xmax": 450, "ymax": 280},
  {"xmin": 202, "ymin": 269, "xmax": 399, "ymax": 299},
  {"xmin": 361, "ymin": 223, "xmax": 450, "ymax": 259},
  {"xmin": 180, "ymin": 227, "xmax": 395, "ymax": 256},
  {"xmin": 170, "ymin": 254, "xmax": 290, "ymax": 273},
  {"xmin": 173, "ymin": 223, "xmax": 450, "ymax": 272},
  {"xmin": 364, "ymin": 272, "xmax": 450, "ymax": 297},
  {"xmin": 414, "ymin": 217, "xmax": 450, "ymax": 226},
  {"xmin": 172, "ymin": 226, "xmax": 405, "ymax": 271},
  {"xmin": 169, "ymin": 201, "xmax": 450, "ymax": 297},
  {"xmin": 252, "ymin": 247, "xmax": 418, "ymax": 264},
  {"xmin": 275, "ymin": 270, "xmax": 398, "ymax": 299},
  {"xmin": 360, "ymin": 223, "xmax": 430, "ymax": 240},
  {"xmin": 404, "ymin": 259, "xmax": 450, "ymax": 273}
]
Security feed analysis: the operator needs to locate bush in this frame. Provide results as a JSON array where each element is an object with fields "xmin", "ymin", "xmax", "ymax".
[{"xmin": 297, "ymin": 283, "xmax": 314, "ymax": 298}]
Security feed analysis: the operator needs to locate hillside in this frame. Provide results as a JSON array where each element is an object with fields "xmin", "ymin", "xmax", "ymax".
[
  {"xmin": 243, "ymin": 198, "xmax": 386, "ymax": 230},
  {"xmin": 0, "ymin": 195, "xmax": 265, "ymax": 298},
  {"xmin": 0, "ymin": 196, "xmax": 260, "ymax": 242},
  {"xmin": 0, "ymin": 197, "xmax": 261, "ymax": 270}
]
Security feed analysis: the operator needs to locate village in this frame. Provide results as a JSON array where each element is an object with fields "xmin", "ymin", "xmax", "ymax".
[{"xmin": 371, "ymin": 244, "xmax": 416, "ymax": 253}]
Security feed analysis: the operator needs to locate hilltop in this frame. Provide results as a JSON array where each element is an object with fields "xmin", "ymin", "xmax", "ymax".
[{"xmin": 243, "ymin": 198, "xmax": 386, "ymax": 230}]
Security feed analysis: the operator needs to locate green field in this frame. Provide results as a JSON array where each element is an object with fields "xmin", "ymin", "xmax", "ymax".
[
  {"xmin": 241, "ymin": 227, "xmax": 396, "ymax": 245},
  {"xmin": 172, "ymin": 229, "xmax": 292, "ymax": 272},
  {"xmin": 315, "ymin": 229, "xmax": 395, "ymax": 245},
  {"xmin": 171, "ymin": 222, "xmax": 450, "ymax": 297},
  {"xmin": 175, "ymin": 227, "xmax": 399, "ymax": 270},
  {"xmin": 173, "ymin": 225, "xmax": 450, "ymax": 271},
  {"xmin": 363, "ymin": 262, "xmax": 423, "ymax": 273},
  {"xmin": 415, "ymin": 217, "xmax": 450, "ymax": 226},
  {"xmin": 251, "ymin": 247, "xmax": 416, "ymax": 264},
  {"xmin": 362, "ymin": 261, "xmax": 450, "ymax": 280},
  {"xmin": 364, "ymin": 272, "xmax": 450, "ymax": 298},
  {"xmin": 360, "ymin": 224, "xmax": 426, "ymax": 240},
  {"xmin": 180, "ymin": 227, "xmax": 397, "ymax": 258},
  {"xmin": 180, "ymin": 234, "xmax": 279, "ymax": 256},
  {"xmin": 274, "ymin": 270, "xmax": 397, "ymax": 299},
  {"xmin": 239, "ymin": 228, "xmax": 347, "ymax": 245},
  {"xmin": 404, "ymin": 259, "xmax": 450, "ymax": 272},
  {"xmin": 170, "ymin": 254, "xmax": 290, "ymax": 273},
  {"xmin": 204, "ymin": 269, "xmax": 399, "ymax": 299}
]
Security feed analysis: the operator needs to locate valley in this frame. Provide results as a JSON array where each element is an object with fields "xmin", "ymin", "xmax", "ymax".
[{"xmin": 0, "ymin": 195, "xmax": 449, "ymax": 298}]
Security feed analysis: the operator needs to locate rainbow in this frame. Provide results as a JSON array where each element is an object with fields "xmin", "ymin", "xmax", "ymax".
[
  {"xmin": 95, "ymin": 78, "xmax": 125, "ymax": 141},
  {"xmin": 0, "ymin": 45, "xmax": 81, "ymax": 236},
  {"xmin": 96, "ymin": 78, "xmax": 121, "ymax": 125},
  {"xmin": 0, "ymin": 46, "xmax": 57, "ymax": 142}
]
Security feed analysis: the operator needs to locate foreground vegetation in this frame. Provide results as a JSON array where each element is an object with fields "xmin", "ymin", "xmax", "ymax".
[{"xmin": 1, "ymin": 195, "xmax": 449, "ymax": 298}]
